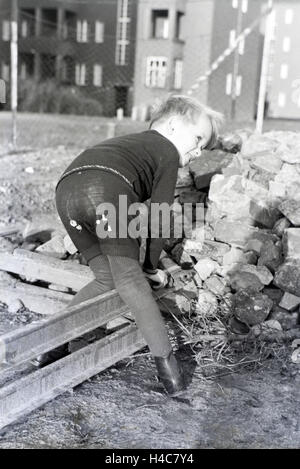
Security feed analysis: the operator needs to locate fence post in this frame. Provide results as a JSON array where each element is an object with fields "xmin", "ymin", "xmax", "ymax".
[
  {"xmin": 10, "ymin": 0, "xmax": 18, "ymax": 149},
  {"xmin": 256, "ymin": 0, "xmax": 275, "ymax": 133}
]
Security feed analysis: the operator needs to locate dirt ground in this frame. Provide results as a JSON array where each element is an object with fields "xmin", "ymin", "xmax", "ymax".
[{"xmin": 0, "ymin": 117, "xmax": 299, "ymax": 449}]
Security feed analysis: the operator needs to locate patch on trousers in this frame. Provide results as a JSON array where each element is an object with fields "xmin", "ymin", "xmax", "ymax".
[
  {"xmin": 96, "ymin": 214, "xmax": 112, "ymax": 232},
  {"xmin": 69, "ymin": 219, "xmax": 82, "ymax": 231}
]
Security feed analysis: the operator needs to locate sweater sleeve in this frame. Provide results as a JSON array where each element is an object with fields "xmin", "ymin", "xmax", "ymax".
[{"xmin": 143, "ymin": 154, "xmax": 179, "ymax": 271}]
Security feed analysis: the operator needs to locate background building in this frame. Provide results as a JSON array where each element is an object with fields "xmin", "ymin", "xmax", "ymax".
[
  {"xmin": 0, "ymin": 0, "xmax": 138, "ymax": 116},
  {"xmin": 266, "ymin": 0, "xmax": 300, "ymax": 119}
]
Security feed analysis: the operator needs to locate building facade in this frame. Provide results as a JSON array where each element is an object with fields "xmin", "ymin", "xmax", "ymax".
[
  {"xmin": 0, "ymin": 0, "xmax": 138, "ymax": 115},
  {"xmin": 132, "ymin": 0, "xmax": 264, "ymax": 120},
  {"xmin": 266, "ymin": 0, "xmax": 300, "ymax": 119}
]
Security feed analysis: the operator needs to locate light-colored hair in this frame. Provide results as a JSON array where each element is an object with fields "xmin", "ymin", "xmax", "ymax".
[{"xmin": 150, "ymin": 95, "xmax": 224, "ymax": 149}]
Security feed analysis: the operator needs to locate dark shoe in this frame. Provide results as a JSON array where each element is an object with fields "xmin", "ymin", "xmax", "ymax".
[
  {"xmin": 154, "ymin": 351, "xmax": 186, "ymax": 395},
  {"xmin": 30, "ymin": 344, "xmax": 69, "ymax": 368}
]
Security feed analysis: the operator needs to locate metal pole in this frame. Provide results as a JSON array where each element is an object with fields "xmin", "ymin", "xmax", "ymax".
[
  {"xmin": 256, "ymin": 0, "xmax": 275, "ymax": 133},
  {"xmin": 230, "ymin": 0, "xmax": 243, "ymax": 120},
  {"xmin": 10, "ymin": 0, "xmax": 18, "ymax": 149}
]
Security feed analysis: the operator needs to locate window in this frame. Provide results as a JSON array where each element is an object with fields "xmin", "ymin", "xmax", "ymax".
[
  {"xmin": 93, "ymin": 64, "xmax": 103, "ymax": 87},
  {"xmin": 239, "ymin": 38, "xmax": 245, "ymax": 55},
  {"xmin": 116, "ymin": 0, "xmax": 130, "ymax": 66},
  {"xmin": 1, "ymin": 62, "xmax": 10, "ymax": 81},
  {"xmin": 21, "ymin": 20, "xmax": 28, "ymax": 38},
  {"xmin": 242, "ymin": 0, "xmax": 248, "ymax": 14},
  {"xmin": 232, "ymin": 0, "xmax": 238, "ymax": 9},
  {"xmin": 95, "ymin": 21, "xmax": 104, "ymax": 43},
  {"xmin": 152, "ymin": 10, "xmax": 169, "ymax": 39},
  {"xmin": 236, "ymin": 75, "xmax": 242, "ymax": 96},
  {"xmin": 229, "ymin": 30, "xmax": 236, "ymax": 48},
  {"xmin": 280, "ymin": 64, "xmax": 288, "ymax": 79},
  {"xmin": 2, "ymin": 20, "xmax": 10, "ymax": 41},
  {"xmin": 278, "ymin": 92, "xmax": 286, "ymax": 108},
  {"xmin": 0, "ymin": 79, "xmax": 5, "ymax": 103},
  {"xmin": 77, "ymin": 20, "xmax": 88, "ymax": 43},
  {"xmin": 226, "ymin": 73, "xmax": 232, "ymax": 95},
  {"xmin": 175, "ymin": 12, "xmax": 184, "ymax": 40},
  {"xmin": 145, "ymin": 57, "xmax": 167, "ymax": 88},
  {"xmin": 285, "ymin": 9, "xmax": 293, "ymax": 25},
  {"xmin": 62, "ymin": 56, "xmax": 74, "ymax": 83},
  {"xmin": 173, "ymin": 59, "xmax": 183, "ymax": 89},
  {"xmin": 20, "ymin": 62, "xmax": 27, "ymax": 80},
  {"xmin": 283, "ymin": 37, "xmax": 291, "ymax": 52},
  {"xmin": 75, "ymin": 63, "xmax": 86, "ymax": 85}
]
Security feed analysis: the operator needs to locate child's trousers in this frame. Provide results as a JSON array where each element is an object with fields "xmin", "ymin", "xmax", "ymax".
[{"xmin": 68, "ymin": 254, "xmax": 172, "ymax": 358}]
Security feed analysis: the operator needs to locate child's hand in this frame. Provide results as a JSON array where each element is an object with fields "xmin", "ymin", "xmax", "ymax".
[{"xmin": 143, "ymin": 268, "xmax": 169, "ymax": 290}]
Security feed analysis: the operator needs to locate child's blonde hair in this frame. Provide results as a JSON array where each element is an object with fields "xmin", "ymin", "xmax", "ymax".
[{"xmin": 150, "ymin": 95, "xmax": 224, "ymax": 149}]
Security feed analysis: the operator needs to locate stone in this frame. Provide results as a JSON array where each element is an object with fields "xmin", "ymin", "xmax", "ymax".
[
  {"xmin": 273, "ymin": 163, "xmax": 300, "ymax": 200},
  {"xmin": 214, "ymin": 220, "xmax": 259, "ymax": 247},
  {"xmin": 282, "ymin": 228, "xmax": 300, "ymax": 260},
  {"xmin": 279, "ymin": 292, "xmax": 300, "ymax": 312},
  {"xmin": 269, "ymin": 306, "xmax": 299, "ymax": 331},
  {"xmin": 275, "ymin": 143, "xmax": 300, "ymax": 164},
  {"xmin": 48, "ymin": 284, "xmax": 70, "ymax": 293},
  {"xmin": 204, "ymin": 275, "xmax": 227, "ymax": 296},
  {"xmin": 23, "ymin": 215, "xmax": 65, "ymax": 243},
  {"xmin": 274, "ymin": 261, "xmax": 300, "ymax": 296},
  {"xmin": 170, "ymin": 243, "xmax": 194, "ymax": 269},
  {"xmin": 263, "ymin": 287, "xmax": 283, "ymax": 305},
  {"xmin": 257, "ymin": 240, "xmax": 283, "ymax": 273},
  {"xmin": 158, "ymin": 291, "xmax": 192, "ymax": 315},
  {"xmin": 218, "ymin": 132, "xmax": 243, "ymax": 153},
  {"xmin": 0, "ymin": 270, "xmax": 17, "ymax": 287},
  {"xmin": 196, "ymin": 290, "xmax": 218, "ymax": 316},
  {"xmin": 194, "ymin": 257, "xmax": 219, "ymax": 281},
  {"xmin": 0, "ymin": 237, "xmax": 15, "ymax": 253},
  {"xmin": 232, "ymin": 264, "xmax": 273, "ymax": 285},
  {"xmin": 241, "ymin": 135, "xmax": 280, "ymax": 155},
  {"xmin": 176, "ymin": 166, "xmax": 193, "ymax": 188},
  {"xmin": 36, "ymin": 234, "xmax": 67, "ymax": 259},
  {"xmin": 189, "ymin": 150, "xmax": 233, "ymax": 189},
  {"xmin": 273, "ymin": 217, "xmax": 292, "ymax": 237},
  {"xmin": 252, "ymin": 320, "xmax": 282, "ymax": 336},
  {"xmin": 228, "ymin": 270, "xmax": 264, "ymax": 292},
  {"xmin": 186, "ymin": 239, "xmax": 230, "ymax": 262},
  {"xmin": 250, "ymin": 152, "xmax": 282, "ymax": 176},
  {"xmin": 178, "ymin": 190, "xmax": 206, "ymax": 205},
  {"xmin": 7, "ymin": 298, "xmax": 24, "ymax": 314},
  {"xmin": 64, "ymin": 235, "xmax": 78, "ymax": 255},
  {"xmin": 222, "ymin": 247, "xmax": 254, "ymax": 266},
  {"xmin": 232, "ymin": 289, "xmax": 273, "ymax": 326},
  {"xmin": 279, "ymin": 199, "xmax": 300, "ymax": 226}
]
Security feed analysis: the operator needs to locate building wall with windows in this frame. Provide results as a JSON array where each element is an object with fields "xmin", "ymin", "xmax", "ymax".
[
  {"xmin": 267, "ymin": 0, "xmax": 300, "ymax": 118},
  {"xmin": 132, "ymin": 0, "xmax": 186, "ymax": 117},
  {"xmin": 0, "ymin": 0, "xmax": 138, "ymax": 116}
]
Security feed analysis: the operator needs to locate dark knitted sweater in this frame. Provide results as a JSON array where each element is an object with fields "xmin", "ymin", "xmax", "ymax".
[{"xmin": 57, "ymin": 130, "xmax": 180, "ymax": 271}]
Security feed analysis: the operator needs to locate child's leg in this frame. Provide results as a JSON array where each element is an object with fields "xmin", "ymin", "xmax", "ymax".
[
  {"xmin": 68, "ymin": 255, "xmax": 114, "ymax": 307},
  {"xmin": 107, "ymin": 255, "xmax": 173, "ymax": 358}
]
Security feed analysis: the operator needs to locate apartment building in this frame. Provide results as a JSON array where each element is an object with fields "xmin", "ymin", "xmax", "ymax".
[
  {"xmin": 267, "ymin": 0, "xmax": 300, "ymax": 118},
  {"xmin": 0, "ymin": 0, "xmax": 137, "ymax": 115}
]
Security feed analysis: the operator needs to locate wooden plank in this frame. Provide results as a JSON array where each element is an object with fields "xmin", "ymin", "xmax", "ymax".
[
  {"xmin": 0, "ymin": 325, "xmax": 146, "ymax": 430},
  {"xmin": 0, "ymin": 224, "xmax": 22, "ymax": 237},
  {"xmin": 0, "ymin": 283, "xmax": 73, "ymax": 315},
  {"xmin": 0, "ymin": 281, "xmax": 177, "ymax": 371},
  {"xmin": 0, "ymin": 249, "xmax": 93, "ymax": 291},
  {"xmin": 0, "ymin": 289, "xmax": 128, "ymax": 370}
]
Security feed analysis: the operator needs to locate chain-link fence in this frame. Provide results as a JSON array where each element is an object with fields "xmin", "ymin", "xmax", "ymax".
[{"xmin": 0, "ymin": 0, "xmax": 295, "ymax": 152}]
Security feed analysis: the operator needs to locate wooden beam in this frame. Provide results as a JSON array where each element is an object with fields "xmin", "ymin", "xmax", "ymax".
[
  {"xmin": 0, "ymin": 283, "xmax": 73, "ymax": 315},
  {"xmin": 0, "ymin": 325, "xmax": 146, "ymax": 430},
  {"xmin": 0, "ymin": 249, "xmax": 93, "ymax": 291}
]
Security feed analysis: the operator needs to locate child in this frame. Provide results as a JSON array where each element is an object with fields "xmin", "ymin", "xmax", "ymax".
[{"xmin": 54, "ymin": 95, "xmax": 223, "ymax": 394}]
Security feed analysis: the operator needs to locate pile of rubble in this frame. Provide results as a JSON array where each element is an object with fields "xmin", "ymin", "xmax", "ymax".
[{"xmin": 164, "ymin": 129, "xmax": 300, "ymax": 339}]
